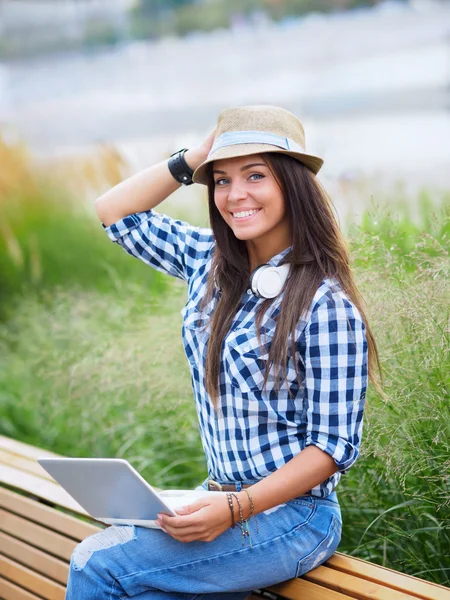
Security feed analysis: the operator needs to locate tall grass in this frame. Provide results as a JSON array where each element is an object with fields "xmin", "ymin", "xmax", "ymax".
[
  {"xmin": 0, "ymin": 136, "xmax": 166, "ymax": 317},
  {"xmin": 336, "ymin": 202, "xmax": 450, "ymax": 584},
  {"xmin": 0, "ymin": 284, "xmax": 206, "ymax": 489},
  {"xmin": 0, "ymin": 137, "xmax": 449, "ymax": 585}
]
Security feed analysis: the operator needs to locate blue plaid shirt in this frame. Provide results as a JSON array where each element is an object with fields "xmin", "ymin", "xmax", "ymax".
[{"xmin": 105, "ymin": 210, "xmax": 368, "ymax": 498}]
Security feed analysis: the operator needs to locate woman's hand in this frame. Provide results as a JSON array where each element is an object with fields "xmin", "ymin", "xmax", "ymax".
[
  {"xmin": 185, "ymin": 127, "xmax": 216, "ymax": 172},
  {"xmin": 156, "ymin": 493, "xmax": 232, "ymax": 543}
]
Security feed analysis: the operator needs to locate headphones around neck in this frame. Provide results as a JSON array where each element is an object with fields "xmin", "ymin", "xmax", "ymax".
[{"xmin": 250, "ymin": 263, "xmax": 291, "ymax": 299}]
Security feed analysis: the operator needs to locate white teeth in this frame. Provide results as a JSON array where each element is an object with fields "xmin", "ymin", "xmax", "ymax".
[{"xmin": 233, "ymin": 209, "xmax": 260, "ymax": 219}]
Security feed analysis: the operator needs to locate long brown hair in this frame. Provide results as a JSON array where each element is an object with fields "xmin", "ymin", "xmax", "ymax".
[{"xmin": 202, "ymin": 153, "xmax": 381, "ymax": 408}]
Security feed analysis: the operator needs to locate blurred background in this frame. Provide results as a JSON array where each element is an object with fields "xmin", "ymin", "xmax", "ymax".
[
  {"xmin": 1, "ymin": 0, "xmax": 449, "ymax": 587},
  {"xmin": 2, "ymin": 0, "xmax": 450, "ymax": 216}
]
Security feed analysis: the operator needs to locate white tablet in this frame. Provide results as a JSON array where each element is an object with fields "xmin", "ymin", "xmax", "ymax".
[{"xmin": 38, "ymin": 457, "xmax": 196, "ymax": 529}]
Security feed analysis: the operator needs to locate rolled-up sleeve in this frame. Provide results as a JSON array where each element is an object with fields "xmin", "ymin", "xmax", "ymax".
[
  {"xmin": 301, "ymin": 293, "xmax": 368, "ymax": 474},
  {"xmin": 104, "ymin": 210, "xmax": 214, "ymax": 282}
]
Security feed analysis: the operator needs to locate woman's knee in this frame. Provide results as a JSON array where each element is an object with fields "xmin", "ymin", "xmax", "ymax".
[
  {"xmin": 67, "ymin": 527, "xmax": 136, "ymax": 598},
  {"xmin": 70, "ymin": 526, "xmax": 135, "ymax": 571}
]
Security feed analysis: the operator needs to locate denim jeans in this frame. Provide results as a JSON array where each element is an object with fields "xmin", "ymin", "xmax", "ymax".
[{"xmin": 65, "ymin": 482, "xmax": 342, "ymax": 600}]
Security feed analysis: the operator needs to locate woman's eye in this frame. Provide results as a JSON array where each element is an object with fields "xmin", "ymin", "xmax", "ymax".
[{"xmin": 214, "ymin": 173, "xmax": 263, "ymax": 186}]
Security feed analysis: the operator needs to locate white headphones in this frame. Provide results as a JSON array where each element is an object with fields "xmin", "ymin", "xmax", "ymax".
[{"xmin": 250, "ymin": 263, "xmax": 291, "ymax": 299}]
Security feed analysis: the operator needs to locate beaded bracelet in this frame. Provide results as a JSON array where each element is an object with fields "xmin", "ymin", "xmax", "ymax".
[
  {"xmin": 243, "ymin": 489, "xmax": 254, "ymax": 516},
  {"xmin": 231, "ymin": 492, "xmax": 252, "ymax": 546},
  {"xmin": 226, "ymin": 492, "xmax": 236, "ymax": 529},
  {"xmin": 243, "ymin": 488, "xmax": 259, "ymax": 533},
  {"xmin": 231, "ymin": 492, "xmax": 245, "ymax": 523}
]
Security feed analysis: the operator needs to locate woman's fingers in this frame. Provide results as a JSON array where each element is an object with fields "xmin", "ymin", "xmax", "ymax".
[
  {"xmin": 159, "ymin": 518, "xmax": 218, "ymax": 542},
  {"xmin": 161, "ymin": 523, "xmax": 204, "ymax": 537},
  {"xmin": 158, "ymin": 513, "xmax": 207, "ymax": 533},
  {"xmin": 198, "ymin": 126, "xmax": 217, "ymax": 156},
  {"xmin": 157, "ymin": 495, "xmax": 231, "ymax": 543}
]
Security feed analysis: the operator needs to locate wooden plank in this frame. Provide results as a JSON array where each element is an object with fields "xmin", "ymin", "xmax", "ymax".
[
  {"xmin": 327, "ymin": 553, "xmax": 450, "ymax": 600},
  {"xmin": 305, "ymin": 565, "xmax": 419, "ymax": 599},
  {"xmin": 0, "ymin": 510, "xmax": 77, "ymax": 562},
  {"xmin": 0, "ymin": 449, "xmax": 55, "ymax": 481},
  {"xmin": 0, "ymin": 465, "xmax": 88, "ymax": 515},
  {"xmin": 0, "ymin": 555, "xmax": 65, "ymax": 600},
  {"xmin": 0, "ymin": 487, "xmax": 102, "ymax": 540},
  {"xmin": 0, "ymin": 436, "xmax": 59, "ymax": 461},
  {"xmin": 269, "ymin": 577, "xmax": 353, "ymax": 600},
  {"xmin": 0, "ymin": 577, "xmax": 42, "ymax": 600},
  {"xmin": 0, "ymin": 533, "xmax": 69, "ymax": 585}
]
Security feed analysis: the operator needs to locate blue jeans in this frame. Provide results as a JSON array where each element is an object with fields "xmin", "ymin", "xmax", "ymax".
[{"xmin": 65, "ymin": 482, "xmax": 342, "ymax": 600}]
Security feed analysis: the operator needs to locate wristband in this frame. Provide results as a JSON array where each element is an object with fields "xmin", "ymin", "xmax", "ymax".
[{"xmin": 168, "ymin": 148, "xmax": 194, "ymax": 186}]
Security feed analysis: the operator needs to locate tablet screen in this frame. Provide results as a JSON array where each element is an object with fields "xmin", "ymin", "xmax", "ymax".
[{"xmin": 38, "ymin": 458, "xmax": 175, "ymax": 520}]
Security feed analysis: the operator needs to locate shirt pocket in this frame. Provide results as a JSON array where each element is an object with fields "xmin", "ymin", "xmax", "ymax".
[{"xmin": 224, "ymin": 327, "xmax": 274, "ymax": 394}]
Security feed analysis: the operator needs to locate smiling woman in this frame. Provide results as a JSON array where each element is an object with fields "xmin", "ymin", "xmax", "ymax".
[
  {"xmin": 212, "ymin": 156, "xmax": 289, "ymax": 265},
  {"xmin": 71, "ymin": 105, "xmax": 381, "ymax": 600}
]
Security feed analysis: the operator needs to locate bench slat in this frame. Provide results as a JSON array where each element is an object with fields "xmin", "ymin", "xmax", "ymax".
[
  {"xmin": 0, "ymin": 449, "xmax": 56, "ymax": 481},
  {"xmin": 0, "ymin": 436, "xmax": 60, "ymax": 461},
  {"xmin": 327, "ymin": 554, "xmax": 450, "ymax": 600},
  {"xmin": 305, "ymin": 565, "xmax": 421, "ymax": 600},
  {"xmin": 0, "ymin": 533, "xmax": 69, "ymax": 585},
  {"xmin": 0, "ymin": 509, "xmax": 77, "ymax": 562},
  {"xmin": 0, "ymin": 555, "xmax": 65, "ymax": 600},
  {"xmin": 0, "ymin": 487, "xmax": 102, "ymax": 540},
  {"xmin": 269, "ymin": 577, "xmax": 354, "ymax": 599},
  {"xmin": 1, "ymin": 464, "xmax": 88, "ymax": 515},
  {"xmin": 270, "ymin": 568, "xmax": 450, "ymax": 600},
  {"xmin": 0, "ymin": 577, "xmax": 42, "ymax": 600}
]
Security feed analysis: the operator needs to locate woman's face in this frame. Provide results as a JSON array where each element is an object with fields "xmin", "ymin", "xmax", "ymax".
[{"xmin": 212, "ymin": 154, "xmax": 291, "ymax": 251}]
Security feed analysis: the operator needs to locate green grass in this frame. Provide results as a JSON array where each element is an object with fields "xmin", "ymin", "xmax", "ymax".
[
  {"xmin": 0, "ymin": 184, "xmax": 449, "ymax": 586},
  {"xmin": 0, "ymin": 283, "xmax": 206, "ymax": 489},
  {"xmin": 337, "ymin": 200, "xmax": 450, "ymax": 583},
  {"xmin": 0, "ymin": 182, "xmax": 167, "ymax": 318}
]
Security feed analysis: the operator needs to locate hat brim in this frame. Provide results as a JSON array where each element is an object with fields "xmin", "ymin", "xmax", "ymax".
[{"xmin": 192, "ymin": 143, "xmax": 323, "ymax": 185}]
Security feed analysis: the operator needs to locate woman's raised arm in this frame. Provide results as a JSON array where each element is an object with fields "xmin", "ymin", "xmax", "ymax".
[{"xmin": 95, "ymin": 129, "xmax": 215, "ymax": 227}]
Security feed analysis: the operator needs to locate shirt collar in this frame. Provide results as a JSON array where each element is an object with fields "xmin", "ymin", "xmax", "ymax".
[{"xmin": 265, "ymin": 246, "xmax": 292, "ymax": 268}]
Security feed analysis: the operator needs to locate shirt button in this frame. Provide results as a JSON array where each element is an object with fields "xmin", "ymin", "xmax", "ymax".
[{"xmin": 246, "ymin": 289, "xmax": 252, "ymax": 295}]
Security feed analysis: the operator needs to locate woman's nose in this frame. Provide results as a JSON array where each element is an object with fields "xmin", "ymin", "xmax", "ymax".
[{"xmin": 227, "ymin": 182, "xmax": 247, "ymax": 202}]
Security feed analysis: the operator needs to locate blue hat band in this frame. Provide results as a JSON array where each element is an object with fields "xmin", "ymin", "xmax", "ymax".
[{"xmin": 209, "ymin": 130, "xmax": 305, "ymax": 157}]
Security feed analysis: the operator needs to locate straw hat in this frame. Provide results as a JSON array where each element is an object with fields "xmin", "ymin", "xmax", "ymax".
[{"xmin": 192, "ymin": 105, "xmax": 323, "ymax": 185}]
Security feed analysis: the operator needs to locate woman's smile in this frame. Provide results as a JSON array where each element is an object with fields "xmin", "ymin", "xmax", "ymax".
[{"xmin": 230, "ymin": 208, "xmax": 262, "ymax": 222}]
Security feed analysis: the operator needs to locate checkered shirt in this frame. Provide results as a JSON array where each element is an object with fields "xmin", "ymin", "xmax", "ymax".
[{"xmin": 105, "ymin": 210, "xmax": 368, "ymax": 498}]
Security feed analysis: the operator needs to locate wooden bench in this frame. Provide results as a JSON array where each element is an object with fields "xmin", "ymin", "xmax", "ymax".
[{"xmin": 1, "ymin": 434, "xmax": 449, "ymax": 600}]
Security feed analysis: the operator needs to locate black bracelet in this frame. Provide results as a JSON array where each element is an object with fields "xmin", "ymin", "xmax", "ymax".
[{"xmin": 168, "ymin": 148, "xmax": 194, "ymax": 186}]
